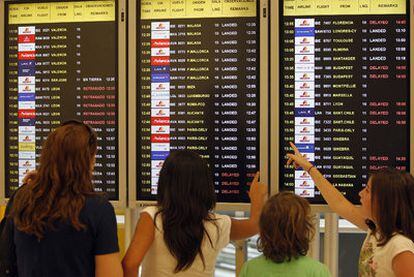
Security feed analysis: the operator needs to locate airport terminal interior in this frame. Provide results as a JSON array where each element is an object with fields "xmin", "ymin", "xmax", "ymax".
[{"xmin": 0, "ymin": 0, "xmax": 412, "ymax": 276}]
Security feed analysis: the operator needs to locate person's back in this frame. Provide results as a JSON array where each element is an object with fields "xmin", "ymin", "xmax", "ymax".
[
  {"xmin": 14, "ymin": 196, "xmax": 118, "ymax": 277},
  {"xmin": 240, "ymin": 255, "xmax": 329, "ymax": 277},
  {"xmin": 240, "ymin": 192, "xmax": 330, "ymax": 277},
  {"xmin": 10, "ymin": 121, "xmax": 122, "ymax": 277},
  {"xmin": 122, "ymin": 150, "xmax": 267, "ymax": 277},
  {"xmin": 140, "ymin": 206, "xmax": 230, "ymax": 276}
]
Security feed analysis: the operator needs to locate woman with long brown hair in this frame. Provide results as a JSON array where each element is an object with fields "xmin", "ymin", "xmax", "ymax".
[
  {"xmin": 10, "ymin": 121, "xmax": 122, "ymax": 277},
  {"xmin": 122, "ymin": 150, "xmax": 267, "ymax": 277},
  {"xmin": 288, "ymin": 142, "xmax": 414, "ymax": 277}
]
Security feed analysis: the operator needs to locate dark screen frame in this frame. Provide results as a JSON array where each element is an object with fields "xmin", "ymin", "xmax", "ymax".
[
  {"xmin": 277, "ymin": 0, "xmax": 411, "ymax": 205},
  {"xmin": 2, "ymin": 0, "xmax": 122, "ymax": 202},
  {"xmin": 135, "ymin": 0, "xmax": 263, "ymax": 204}
]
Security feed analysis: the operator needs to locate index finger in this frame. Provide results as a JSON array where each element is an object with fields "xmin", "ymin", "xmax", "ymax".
[
  {"xmin": 289, "ymin": 142, "xmax": 300, "ymax": 155},
  {"xmin": 252, "ymin": 171, "xmax": 260, "ymax": 184}
]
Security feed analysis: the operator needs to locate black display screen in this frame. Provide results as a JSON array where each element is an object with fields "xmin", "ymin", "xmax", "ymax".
[
  {"xmin": 136, "ymin": 0, "xmax": 260, "ymax": 202},
  {"xmin": 279, "ymin": 1, "xmax": 410, "ymax": 204},
  {"xmin": 4, "ymin": 0, "xmax": 119, "ymax": 199}
]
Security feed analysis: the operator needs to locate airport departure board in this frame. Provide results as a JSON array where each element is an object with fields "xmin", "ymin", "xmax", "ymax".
[
  {"xmin": 136, "ymin": 0, "xmax": 260, "ymax": 202},
  {"xmin": 5, "ymin": 0, "xmax": 119, "ymax": 199},
  {"xmin": 279, "ymin": 0, "xmax": 410, "ymax": 204}
]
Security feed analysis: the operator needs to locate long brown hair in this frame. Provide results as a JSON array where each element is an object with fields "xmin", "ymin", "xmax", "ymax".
[
  {"xmin": 368, "ymin": 168, "xmax": 414, "ymax": 246},
  {"xmin": 11, "ymin": 121, "xmax": 98, "ymax": 239},
  {"xmin": 258, "ymin": 192, "xmax": 314, "ymax": 262},
  {"xmin": 155, "ymin": 150, "xmax": 217, "ymax": 272}
]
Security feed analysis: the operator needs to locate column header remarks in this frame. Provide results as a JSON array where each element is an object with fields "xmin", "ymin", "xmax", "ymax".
[
  {"xmin": 141, "ymin": 0, "xmax": 256, "ymax": 19},
  {"xmin": 284, "ymin": 0, "xmax": 406, "ymax": 16},
  {"xmin": 8, "ymin": 1, "xmax": 115, "ymax": 24}
]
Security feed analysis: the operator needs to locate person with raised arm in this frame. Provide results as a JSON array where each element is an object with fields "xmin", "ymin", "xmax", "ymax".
[
  {"xmin": 122, "ymin": 150, "xmax": 267, "ymax": 277},
  {"xmin": 287, "ymin": 142, "xmax": 414, "ymax": 277}
]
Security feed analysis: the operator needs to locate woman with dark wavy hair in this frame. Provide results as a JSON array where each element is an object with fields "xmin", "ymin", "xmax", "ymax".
[
  {"xmin": 240, "ymin": 192, "xmax": 330, "ymax": 276},
  {"xmin": 10, "ymin": 121, "xmax": 122, "ymax": 277},
  {"xmin": 122, "ymin": 150, "xmax": 267, "ymax": 276},
  {"xmin": 288, "ymin": 142, "xmax": 414, "ymax": 277}
]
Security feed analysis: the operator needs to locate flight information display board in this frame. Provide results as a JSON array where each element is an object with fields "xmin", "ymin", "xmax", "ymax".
[
  {"xmin": 4, "ymin": 0, "xmax": 119, "ymax": 199},
  {"xmin": 136, "ymin": 0, "xmax": 260, "ymax": 202},
  {"xmin": 279, "ymin": 0, "xmax": 410, "ymax": 204}
]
